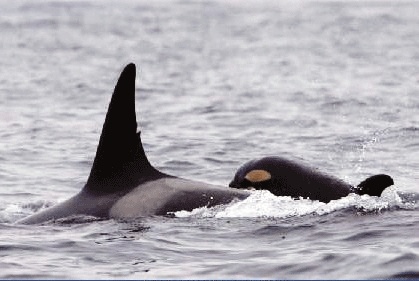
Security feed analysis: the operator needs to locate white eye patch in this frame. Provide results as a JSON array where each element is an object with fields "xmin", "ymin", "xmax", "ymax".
[{"xmin": 244, "ymin": 169, "xmax": 271, "ymax": 183}]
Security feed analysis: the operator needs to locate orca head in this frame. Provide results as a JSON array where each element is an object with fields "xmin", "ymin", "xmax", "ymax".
[
  {"xmin": 83, "ymin": 63, "xmax": 166, "ymax": 195},
  {"xmin": 229, "ymin": 157, "xmax": 277, "ymax": 192}
]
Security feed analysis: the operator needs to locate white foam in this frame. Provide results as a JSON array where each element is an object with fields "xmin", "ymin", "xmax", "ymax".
[{"xmin": 174, "ymin": 187, "xmax": 406, "ymax": 219}]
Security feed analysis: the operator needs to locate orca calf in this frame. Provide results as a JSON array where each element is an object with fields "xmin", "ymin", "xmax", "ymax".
[
  {"xmin": 229, "ymin": 156, "xmax": 394, "ymax": 203},
  {"xmin": 19, "ymin": 63, "xmax": 249, "ymax": 224}
]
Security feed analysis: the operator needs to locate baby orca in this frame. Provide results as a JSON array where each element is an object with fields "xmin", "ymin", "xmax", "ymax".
[{"xmin": 229, "ymin": 156, "xmax": 394, "ymax": 203}]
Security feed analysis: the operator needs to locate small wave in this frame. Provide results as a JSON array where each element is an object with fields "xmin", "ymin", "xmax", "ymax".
[
  {"xmin": 0, "ymin": 200, "xmax": 56, "ymax": 223},
  {"xmin": 52, "ymin": 215, "xmax": 105, "ymax": 225},
  {"xmin": 174, "ymin": 187, "xmax": 410, "ymax": 219}
]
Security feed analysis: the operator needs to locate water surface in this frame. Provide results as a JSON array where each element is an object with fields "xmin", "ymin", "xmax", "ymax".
[{"xmin": 0, "ymin": 0, "xmax": 418, "ymax": 279}]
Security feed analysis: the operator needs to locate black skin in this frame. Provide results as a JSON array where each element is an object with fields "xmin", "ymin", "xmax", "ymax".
[{"xmin": 229, "ymin": 156, "xmax": 394, "ymax": 203}]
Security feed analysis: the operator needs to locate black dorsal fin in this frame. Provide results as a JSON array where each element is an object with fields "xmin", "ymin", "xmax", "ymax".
[
  {"xmin": 84, "ymin": 63, "xmax": 161, "ymax": 193},
  {"xmin": 354, "ymin": 174, "xmax": 394, "ymax": 197}
]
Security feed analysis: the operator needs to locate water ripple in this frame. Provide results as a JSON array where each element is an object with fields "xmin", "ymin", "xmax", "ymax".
[{"xmin": 0, "ymin": 0, "xmax": 418, "ymax": 279}]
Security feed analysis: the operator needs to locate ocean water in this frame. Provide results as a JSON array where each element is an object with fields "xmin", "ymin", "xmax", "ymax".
[{"xmin": 0, "ymin": 0, "xmax": 418, "ymax": 279}]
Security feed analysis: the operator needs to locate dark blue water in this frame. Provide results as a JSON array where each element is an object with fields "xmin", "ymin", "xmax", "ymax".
[{"xmin": 0, "ymin": 0, "xmax": 418, "ymax": 279}]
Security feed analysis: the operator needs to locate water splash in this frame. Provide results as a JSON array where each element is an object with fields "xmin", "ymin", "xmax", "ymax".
[{"xmin": 174, "ymin": 187, "xmax": 409, "ymax": 219}]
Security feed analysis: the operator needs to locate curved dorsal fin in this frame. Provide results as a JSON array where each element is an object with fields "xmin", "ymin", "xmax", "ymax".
[{"xmin": 84, "ymin": 63, "xmax": 161, "ymax": 193}]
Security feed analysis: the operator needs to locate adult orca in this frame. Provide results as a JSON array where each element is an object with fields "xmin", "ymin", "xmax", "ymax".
[
  {"xmin": 229, "ymin": 156, "xmax": 394, "ymax": 203},
  {"xmin": 18, "ymin": 63, "xmax": 249, "ymax": 224}
]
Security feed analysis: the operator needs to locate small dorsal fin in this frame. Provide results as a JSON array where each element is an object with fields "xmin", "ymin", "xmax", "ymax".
[
  {"xmin": 84, "ymin": 63, "xmax": 160, "ymax": 193},
  {"xmin": 354, "ymin": 174, "xmax": 394, "ymax": 197}
]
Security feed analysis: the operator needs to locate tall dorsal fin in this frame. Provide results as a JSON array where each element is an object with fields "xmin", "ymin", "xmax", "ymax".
[{"xmin": 84, "ymin": 63, "xmax": 160, "ymax": 193}]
